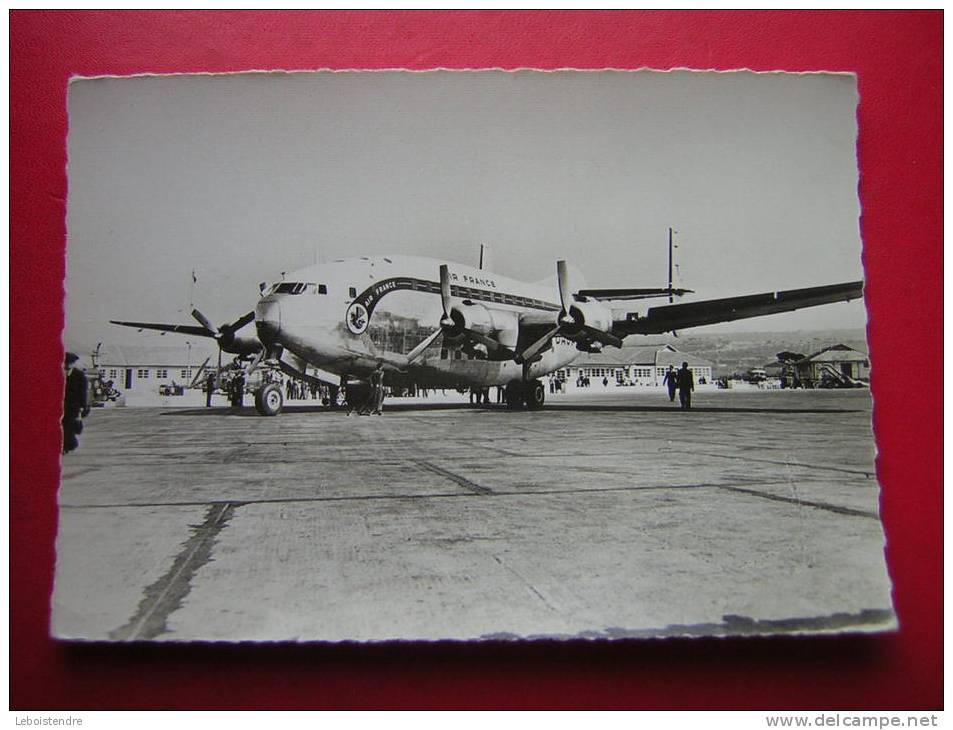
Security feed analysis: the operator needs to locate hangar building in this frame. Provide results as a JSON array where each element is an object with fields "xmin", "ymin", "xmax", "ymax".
[
  {"xmin": 555, "ymin": 344, "xmax": 715, "ymax": 388},
  {"xmin": 793, "ymin": 344, "xmax": 870, "ymax": 385},
  {"xmin": 82, "ymin": 344, "xmax": 216, "ymax": 393}
]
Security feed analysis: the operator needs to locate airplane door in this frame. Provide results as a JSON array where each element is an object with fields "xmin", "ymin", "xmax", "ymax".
[{"xmin": 125, "ymin": 369, "xmax": 133, "ymax": 390}]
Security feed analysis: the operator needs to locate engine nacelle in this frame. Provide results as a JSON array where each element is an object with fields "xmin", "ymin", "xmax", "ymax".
[
  {"xmin": 223, "ymin": 334, "xmax": 266, "ymax": 356},
  {"xmin": 566, "ymin": 299, "xmax": 613, "ymax": 335},
  {"xmin": 452, "ymin": 302, "xmax": 494, "ymax": 335},
  {"xmin": 446, "ymin": 303, "xmax": 519, "ymax": 350}
]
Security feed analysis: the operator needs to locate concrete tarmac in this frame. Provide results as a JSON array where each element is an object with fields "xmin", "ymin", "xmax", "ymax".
[{"xmin": 53, "ymin": 388, "xmax": 894, "ymax": 641}]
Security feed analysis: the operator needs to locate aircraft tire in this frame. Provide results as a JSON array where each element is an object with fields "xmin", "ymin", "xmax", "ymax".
[
  {"xmin": 504, "ymin": 383, "xmax": 524, "ymax": 409},
  {"xmin": 255, "ymin": 383, "xmax": 284, "ymax": 416},
  {"xmin": 525, "ymin": 379, "xmax": 546, "ymax": 410}
]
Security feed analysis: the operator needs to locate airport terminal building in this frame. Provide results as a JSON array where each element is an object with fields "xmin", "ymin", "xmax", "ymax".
[{"xmin": 555, "ymin": 344, "xmax": 715, "ymax": 388}]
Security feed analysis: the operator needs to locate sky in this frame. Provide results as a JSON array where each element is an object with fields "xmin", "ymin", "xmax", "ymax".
[{"xmin": 65, "ymin": 70, "xmax": 866, "ymax": 353}]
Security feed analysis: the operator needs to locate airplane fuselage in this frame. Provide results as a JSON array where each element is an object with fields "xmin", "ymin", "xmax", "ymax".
[{"xmin": 255, "ymin": 255, "xmax": 583, "ymax": 387}]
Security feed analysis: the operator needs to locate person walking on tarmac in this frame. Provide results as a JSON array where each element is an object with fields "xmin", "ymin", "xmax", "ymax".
[
  {"xmin": 662, "ymin": 365, "xmax": 678, "ymax": 403},
  {"xmin": 676, "ymin": 361, "xmax": 695, "ymax": 410},
  {"xmin": 63, "ymin": 352, "xmax": 90, "ymax": 453}
]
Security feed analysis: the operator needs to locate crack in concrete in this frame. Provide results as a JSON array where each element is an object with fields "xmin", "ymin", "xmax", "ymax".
[
  {"xmin": 109, "ymin": 502, "xmax": 239, "ymax": 641},
  {"xmin": 716, "ymin": 485, "xmax": 878, "ymax": 519},
  {"xmin": 415, "ymin": 460, "xmax": 494, "ymax": 495},
  {"xmin": 692, "ymin": 450, "xmax": 873, "ymax": 478},
  {"xmin": 492, "ymin": 554, "xmax": 557, "ymax": 613},
  {"xmin": 59, "ymin": 477, "xmax": 870, "ymax": 512}
]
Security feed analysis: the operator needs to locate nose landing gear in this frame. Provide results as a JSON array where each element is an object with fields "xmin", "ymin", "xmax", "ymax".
[{"xmin": 254, "ymin": 382, "xmax": 284, "ymax": 416}]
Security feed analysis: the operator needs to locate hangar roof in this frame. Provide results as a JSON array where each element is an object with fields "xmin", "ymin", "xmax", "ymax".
[
  {"xmin": 571, "ymin": 344, "xmax": 714, "ymax": 368},
  {"xmin": 86, "ymin": 344, "xmax": 217, "ymax": 368},
  {"xmin": 803, "ymin": 344, "xmax": 869, "ymax": 363}
]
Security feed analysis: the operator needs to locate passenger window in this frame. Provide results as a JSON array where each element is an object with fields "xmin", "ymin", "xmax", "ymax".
[
  {"xmin": 274, "ymin": 282, "xmax": 316, "ymax": 295},
  {"xmin": 318, "ymin": 284, "xmax": 328, "ymax": 295},
  {"xmin": 349, "ymin": 286, "xmax": 357, "ymax": 298}
]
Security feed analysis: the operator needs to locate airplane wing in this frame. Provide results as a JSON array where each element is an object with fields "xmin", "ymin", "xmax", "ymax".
[
  {"xmin": 576, "ymin": 287, "xmax": 693, "ymax": 301},
  {"xmin": 110, "ymin": 310, "xmax": 260, "ymax": 355},
  {"xmin": 613, "ymin": 281, "xmax": 864, "ymax": 336},
  {"xmin": 109, "ymin": 320, "xmax": 214, "ymax": 338}
]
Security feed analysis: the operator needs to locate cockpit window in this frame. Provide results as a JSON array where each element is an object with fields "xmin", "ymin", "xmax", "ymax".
[{"xmin": 273, "ymin": 282, "xmax": 316, "ymax": 295}]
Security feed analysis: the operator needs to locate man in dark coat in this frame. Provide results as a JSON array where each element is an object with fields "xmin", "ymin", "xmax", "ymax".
[
  {"xmin": 676, "ymin": 361, "xmax": 695, "ymax": 410},
  {"xmin": 370, "ymin": 363, "xmax": 386, "ymax": 415},
  {"xmin": 205, "ymin": 373, "xmax": 215, "ymax": 407},
  {"xmin": 63, "ymin": 352, "xmax": 89, "ymax": 453},
  {"xmin": 662, "ymin": 365, "xmax": 678, "ymax": 403},
  {"xmin": 232, "ymin": 372, "xmax": 246, "ymax": 407}
]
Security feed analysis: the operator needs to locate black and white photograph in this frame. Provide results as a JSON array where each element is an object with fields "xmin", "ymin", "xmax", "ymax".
[{"xmin": 56, "ymin": 70, "xmax": 893, "ymax": 642}]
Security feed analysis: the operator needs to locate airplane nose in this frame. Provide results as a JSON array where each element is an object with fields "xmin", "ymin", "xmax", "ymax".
[{"xmin": 255, "ymin": 299, "xmax": 281, "ymax": 344}]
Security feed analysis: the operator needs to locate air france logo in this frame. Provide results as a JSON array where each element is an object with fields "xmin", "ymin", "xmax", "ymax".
[{"xmin": 346, "ymin": 301, "xmax": 370, "ymax": 335}]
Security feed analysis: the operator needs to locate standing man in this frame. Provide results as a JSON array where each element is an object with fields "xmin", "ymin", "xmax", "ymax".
[
  {"xmin": 63, "ymin": 352, "xmax": 89, "ymax": 453},
  {"xmin": 233, "ymin": 372, "xmax": 246, "ymax": 408},
  {"xmin": 662, "ymin": 365, "xmax": 678, "ymax": 403},
  {"xmin": 205, "ymin": 372, "xmax": 215, "ymax": 407},
  {"xmin": 676, "ymin": 361, "xmax": 695, "ymax": 410},
  {"xmin": 370, "ymin": 362, "xmax": 386, "ymax": 415}
]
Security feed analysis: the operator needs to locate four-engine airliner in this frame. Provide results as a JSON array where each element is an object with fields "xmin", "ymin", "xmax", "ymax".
[{"xmin": 112, "ymin": 253, "xmax": 863, "ymax": 415}]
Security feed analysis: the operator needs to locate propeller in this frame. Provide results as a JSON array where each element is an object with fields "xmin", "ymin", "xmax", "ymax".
[
  {"xmin": 557, "ymin": 259, "xmax": 574, "ymax": 327},
  {"xmin": 515, "ymin": 260, "xmax": 622, "ymax": 364},
  {"xmin": 406, "ymin": 328, "xmax": 443, "ymax": 365},
  {"xmin": 407, "ymin": 264, "xmax": 516, "ymax": 365},
  {"xmin": 515, "ymin": 260, "xmax": 574, "ymax": 364},
  {"xmin": 205, "ymin": 317, "xmax": 264, "ymax": 383},
  {"xmin": 515, "ymin": 323, "xmax": 562, "ymax": 365},
  {"xmin": 439, "ymin": 264, "xmax": 455, "ymax": 330},
  {"xmin": 406, "ymin": 265, "xmax": 454, "ymax": 365},
  {"xmin": 243, "ymin": 347, "xmax": 266, "ymax": 376},
  {"xmin": 191, "ymin": 308, "xmax": 255, "ymax": 343},
  {"xmin": 189, "ymin": 308, "xmax": 258, "ymax": 355}
]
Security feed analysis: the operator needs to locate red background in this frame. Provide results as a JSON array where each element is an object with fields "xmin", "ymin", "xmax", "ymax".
[{"xmin": 10, "ymin": 11, "xmax": 942, "ymax": 710}]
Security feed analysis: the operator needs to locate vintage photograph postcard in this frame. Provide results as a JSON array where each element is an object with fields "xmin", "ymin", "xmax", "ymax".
[{"xmin": 55, "ymin": 70, "xmax": 893, "ymax": 641}]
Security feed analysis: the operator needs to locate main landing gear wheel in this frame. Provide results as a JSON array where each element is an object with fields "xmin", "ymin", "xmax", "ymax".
[
  {"xmin": 525, "ymin": 379, "xmax": 546, "ymax": 410},
  {"xmin": 255, "ymin": 382, "xmax": 284, "ymax": 416},
  {"xmin": 504, "ymin": 380, "xmax": 546, "ymax": 410}
]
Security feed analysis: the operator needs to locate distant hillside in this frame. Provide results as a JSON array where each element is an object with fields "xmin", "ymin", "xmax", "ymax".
[
  {"xmin": 66, "ymin": 328, "xmax": 868, "ymax": 379},
  {"xmin": 664, "ymin": 329, "xmax": 868, "ymax": 377}
]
